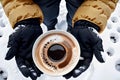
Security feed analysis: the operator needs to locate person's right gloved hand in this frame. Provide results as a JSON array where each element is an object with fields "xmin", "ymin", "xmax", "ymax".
[
  {"xmin": 63, "ymin": 20, "xmax": 105, "ymax": 79},
  {"xmin": 5, "ymin": 18, "xmax": 43, "ymax": 80}
]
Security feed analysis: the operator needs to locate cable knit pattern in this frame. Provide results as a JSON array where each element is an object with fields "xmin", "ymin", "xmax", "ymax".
[
  {"xmin": 1, "ymin": 0, "xmax": 118, "ymax": 31},
  {"xmin": 1, "ymin": 0, "xmax": 44, "ymax": 28},
  {"xmin": 73, "ymin": 0, "xmax": 118, "ymax": 33}
]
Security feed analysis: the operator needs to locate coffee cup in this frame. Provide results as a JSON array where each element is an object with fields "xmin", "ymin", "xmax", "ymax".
[{"xmin": 32, "ymin": 30, "xmax": 82, "ymax": 76}]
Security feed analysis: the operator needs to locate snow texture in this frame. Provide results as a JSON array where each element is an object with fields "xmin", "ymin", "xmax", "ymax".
[{"xmin": 0, "ymin": 0, "xmax": 120, "ymax": 80}]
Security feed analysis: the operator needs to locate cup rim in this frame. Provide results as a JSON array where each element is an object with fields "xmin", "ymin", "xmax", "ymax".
[{"xmin": 32, "ymin": 30, "xmax": 80, "ymax": 76}]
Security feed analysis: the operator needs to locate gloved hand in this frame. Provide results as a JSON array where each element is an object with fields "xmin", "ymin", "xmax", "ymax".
[
  {"xmin": 15, "ymin": 56, "xmax": 43, "ymax": 80},
  {"xmin": 5, "ymin": 18, "xmax": 43, "ymax": 80},
  {"xmin": 63, "ymin": 20, "xmax": 105, "ymax": 79}
]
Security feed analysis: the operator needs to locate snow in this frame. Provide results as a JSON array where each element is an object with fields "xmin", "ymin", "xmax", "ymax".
[{"xmin": 0, "ymin": 0, "xmax": 120, "ymax": 80}]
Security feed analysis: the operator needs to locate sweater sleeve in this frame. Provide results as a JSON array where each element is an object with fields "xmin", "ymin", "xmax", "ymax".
[
  {"xmin": 1, "ymin": 0, "xmax": 44, "ymax": 28},
  {"xmin": 72, "ymin": 0, "xmax": 118, "ymax": 33}
]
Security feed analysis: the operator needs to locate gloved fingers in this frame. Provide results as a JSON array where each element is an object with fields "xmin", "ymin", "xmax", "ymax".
[
  {"xmin": 93, "ymin": 39, "xmax": 104, "ymax": 51},
  {"xmin": 92, "ymin": 36, "xmax": 105, "ymax": 63},
  {"xmin": 94, "ymin": 50, "xmax": 105, "ymax": 63},
  {"xmin": 63, "ymin": 58, "xmax": 92, "ymax": 79},
  {"xmin": 73, "ymin": 65, "xmax": 88, "ymax": 78},
  {"xmin": 15, "ymin": 57, "xmax": 31, "ymax": 77},
  {"xmin": 31, "ymin": 64, "xmax": 43, "ymax": 77},
  {"xmin": 100, "ymin": 51, "xmax": 107, "ymax": 62},
  {"xmin": 19, "ymin": 65, "xmax": 38, "ymax": 80},
  {"xmin": 7, "ymin": 27, "xmax": 22, "ymax": 47},
  {"xmin": 19, "ymin": 65, "xmax": 31, "ymax": 77},
  {"xmin": 25, "ymin": 61, "xmax": 43, "ymax": 78},
  {"xmin": 29, "ymin": 68, "xmax": 37, "ymax": 76},
  {"xmin": 29, "ymin": 74, "xmax": 37, "ymax": 80},
  {"xmin": 6, "ymin": 26, "xmax": 22, "ymax": 60},
  {"xmin": 29, "ymin": 68, "xmax": 38, "ymax": 80},
  {"xmin": 7, "ymin": 34, "xmax": 15, "ymax": 48},
  {"xmin": 63, "ymin": 71, "xmax": 73, "ymax": 79},
  {"xmin": 72, "ymin": 58, "xmax": 92, "ymax": 77},
  {"xmin": 28, "ymin": 65, "xmax": 43, "ymax": 80},
  {"xmin": 88, "ymin": 27, "xmax": 104, "ymax": 52},
  {"xmin": 5, "ymin": 47, "xmax": 18, "ymax": 60},
  {"xmin": 63, "ymin": 60, "xmax": 84, "ymax": 79},
  {"xmin": 17, "ymin": 60, "xmax": 38, "ymax": 79}
]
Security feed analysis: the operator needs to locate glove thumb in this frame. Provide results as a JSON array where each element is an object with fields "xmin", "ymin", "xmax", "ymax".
[
  {"xmin": 5, "ymin": 48, "xmax": 16, "ymax": 60},
  {"xmin": 94, "ymin": 50, "xmax": 105, "ymax": 63}
]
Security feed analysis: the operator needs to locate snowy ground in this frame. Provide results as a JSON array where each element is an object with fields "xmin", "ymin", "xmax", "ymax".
[{"xmin": 0, "ymin": 0, "xmax": 120, "ymax": 80}]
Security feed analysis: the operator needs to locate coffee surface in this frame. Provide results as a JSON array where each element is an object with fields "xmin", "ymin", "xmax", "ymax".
[
  {"xmin": 33, "ymin": 30, "xmax": 80, "ymax": 76},
  {"xmin": 48, "ymin": 44, "xmax": 66, "ymax": 62}
]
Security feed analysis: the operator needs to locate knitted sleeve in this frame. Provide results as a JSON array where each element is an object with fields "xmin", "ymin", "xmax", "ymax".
[
  {"xmin": 72, "ymin": 0, "xmax": 118, "ymax": 33},
  {"xmin": 1, "ymin": 0, "xmax": 44, "ymax": 28}
]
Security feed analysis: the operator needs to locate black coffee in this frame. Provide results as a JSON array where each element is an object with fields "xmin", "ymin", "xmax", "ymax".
[{"xmin": 48, "ymin": 44, "xmax": 66, "ymax": 62}]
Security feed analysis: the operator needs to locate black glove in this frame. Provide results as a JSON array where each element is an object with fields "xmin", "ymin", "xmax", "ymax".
[
  {"xmin": 5, "ymin": 18, "xmax": 43, "ymax": 80},
  {"xmin": 15, "ymin": 56, "xmax": 42, "ymax": 80},
  {"xmin": 63, "ymin": 20, "xmax": 105, "ymax": 79}
]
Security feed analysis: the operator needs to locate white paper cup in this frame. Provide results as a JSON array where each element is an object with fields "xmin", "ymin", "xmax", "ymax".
[{"xmin": 32, "ymin": 30, "xmax": 81, "ymax": 76}]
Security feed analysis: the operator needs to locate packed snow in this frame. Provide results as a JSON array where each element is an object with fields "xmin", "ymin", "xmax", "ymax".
[{"xmin": 0, "ymin": 0, "xmax": 120, "ymax": 80}]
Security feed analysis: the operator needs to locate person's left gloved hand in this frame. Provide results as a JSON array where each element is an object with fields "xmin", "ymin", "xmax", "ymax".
[
  {"xmin": 5, "ymin": 18, "xmax": 43, "ymax": 80},
  {"xmin": 63, "ymin": 20, "xmax": 105, "ymax": 79}
]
